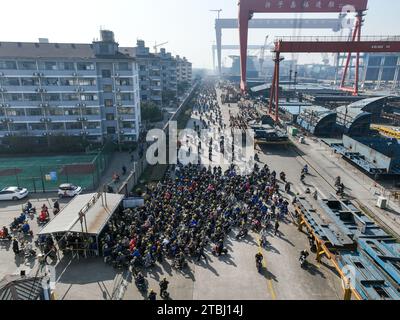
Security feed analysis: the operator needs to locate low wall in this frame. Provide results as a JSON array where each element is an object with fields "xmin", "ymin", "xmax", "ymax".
[{"xmin": 118, "ymin": 81, "xmax": 200, "ymax": 196}]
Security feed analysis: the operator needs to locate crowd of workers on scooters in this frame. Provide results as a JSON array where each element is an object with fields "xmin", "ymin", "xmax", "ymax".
[
  {"xmin": 99, "ymin": 158, "xmax": 293, "ymax": 300},
  {"xmin": 97, "ymin": 81, "xmax": 296, "ymax": 299},
  {"xmin": 1, "ymin": 200, "xmax": 61, "ymax": 260}
]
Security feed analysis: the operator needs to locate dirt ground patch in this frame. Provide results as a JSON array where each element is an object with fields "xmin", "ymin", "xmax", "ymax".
[{"xmin": 0, "ymin": 168, "xmax": 23, "ymax": 177}]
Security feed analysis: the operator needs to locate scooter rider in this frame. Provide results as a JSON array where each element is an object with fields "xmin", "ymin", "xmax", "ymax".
[
  {"xmin": 255, "ymin": 252, "xmax": 263, "ymax": 267},
  {"xmin": 148, "ymin": 289, "xmax": 157, "ymax": 301},
  {"xmin": 300, "ymin": 249, "xmax": 309, "ymax": 261},
  {"xmin": 335, "ymin": 176, "xmax": 341, "ymax": 187},
  {"xmin": 159, "ymin": 278, "xmax": 169, "ymax": 297}
]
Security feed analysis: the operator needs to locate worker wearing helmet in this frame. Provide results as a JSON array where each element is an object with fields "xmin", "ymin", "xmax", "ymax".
[{"xmin": 148, "ymin": 289, "xmax": 157, "ymax": 301}]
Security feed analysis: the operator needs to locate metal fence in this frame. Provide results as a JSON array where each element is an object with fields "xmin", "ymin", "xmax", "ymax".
[{"xmin": 0, "ymin": 141, "xmax": 114, "ymax": 193}]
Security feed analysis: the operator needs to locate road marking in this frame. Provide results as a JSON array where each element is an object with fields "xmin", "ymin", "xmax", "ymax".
[{"xmin": 257, "ymin": 235, "xmax": 277, "ymax": 300}]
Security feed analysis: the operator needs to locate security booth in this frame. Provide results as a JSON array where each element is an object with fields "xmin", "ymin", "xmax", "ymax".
[{"xmin": 38, "ymin": 192, "xmax": 124, "ymax": 258}]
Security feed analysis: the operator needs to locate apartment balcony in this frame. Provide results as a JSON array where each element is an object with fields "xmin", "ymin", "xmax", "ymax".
[
  {"xmin": 113, "ymin": 70, "xmax": 133, "ymax": 77},
  {"xmin": 151, "ymin": 86, "xmax": 162, "ymax": 91},
  {"xmin": 38, "ymin": 70, "xmax": 81, "ymax": 77},
  {"xmin": 119, "ymin": 129, "xmax": 137, "ymax": 136},
  {"xmin": 115, "ymin": 86, "xmax": 135, "ymax": 92},
  {"xmin": 149, "ymin": 75, "xmax": 161, "ymax": 81},
  {"xmin": 58, "ymin": 100, "xmax": 99, "ymax": 107},
  {"xmin": 75, "ymin": 70, "xmax": 98, "ymax": 77}
]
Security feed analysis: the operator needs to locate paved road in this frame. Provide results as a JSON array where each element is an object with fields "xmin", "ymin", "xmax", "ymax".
[{"xmin": 123, "ymin": 85, "xmax": 342, "ymax": 301}]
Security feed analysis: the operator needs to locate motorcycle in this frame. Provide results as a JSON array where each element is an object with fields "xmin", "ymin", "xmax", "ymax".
[
  {"xmin": 212, "ymin": 245, "xmax": 228, "ymax": 256},
  {"xmin": 37, "ymin": 216, "xmax": 50, "ymax": 226},
  {"xmin": 259, "ymin": 234, "xmax": 268, "ymax": 248},
  {"xmin": 299, "ymin": 250, "xmax": 309, "ymax": 268},
  {"xmin": 255, "ymin": 254, "xmax": 263, "ymax": 272},
  {"xmin": 160, "ymin": 290, "xmax": 170, "ymax": 300},
  {"xmin": 172, "ymin": 257, "xmax": 188, "ymax": 270},
  {"xmin": 235, "ymin": 227, "xmax": 248, "ymax": 240},
  {"xmin": 135, "ymin": 275, "xmax": 147, "ymax": 292}
]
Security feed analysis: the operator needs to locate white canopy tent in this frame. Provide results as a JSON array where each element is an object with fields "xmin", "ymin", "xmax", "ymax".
[{"xmin": 39, "ymin": 193, "xmax": 124, "ymax": 236}]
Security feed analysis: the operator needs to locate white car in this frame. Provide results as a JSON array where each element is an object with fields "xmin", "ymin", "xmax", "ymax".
[
  {"xmin": 0, "ymin": 186, "xmax": 29, "ymax": 201},
  {"xmin": 58, "ymin": 184, "xmax": 82, "ymax": 198}
]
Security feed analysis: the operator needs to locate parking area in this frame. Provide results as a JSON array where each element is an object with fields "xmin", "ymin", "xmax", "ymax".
[{"xmin": 0, "ymin": 194, "xmax": 68, "ymax": 280}]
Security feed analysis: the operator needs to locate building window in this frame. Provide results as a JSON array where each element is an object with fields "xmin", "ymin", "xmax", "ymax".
[
  {"xmin": 79, "ymin": 78, "xmax": 96, "ymax": 86},
  {"xmin": 59, "ymin": 62, "xmax": 75, "ymax": 70},
  {"xmin": 106, "ymin": 113, "xmax": 115, "ymax": 121},
  {"xmin": 64, "ymin": 108, "xmax": 80, "ymax": 115},
  {"xmin": 117, "ymin": 93, "xmax": 133, "ymax": 101},
  {"xmin": 21, "ymin": 77, "xmax": 40, "ymax": 86},
  {"xmin": 116, "ymin": 78, "xmax": 132, "ymax": 86},
  {"xmin": 87, "ymin": 122, "xmax": 101, "ymax": 129},
  {"xmin": 117, "ymin": 62, "xmax": 131, "ymax": 71},
  {"xmin": 3, "ymin": 78, "xmax": 20, "ymax": 86},
  {"xmin": 104, "ymin": 99, "xmax": 114, "ymax": 107},
  {"xmin": 66, "ymin": 123, "xmax": 82, "ymax": 130},
  {"xmin": 11, "ymin": 123, "xmax": 28, "ymax": 131},
  {"xmin": 44, "ymin": 93, "xmax": 61, "ymax": 102},
  {"xmin": 48, "ymin": 108, "xmax": 64, "ymax": 116},
  {"xmin": 42, "ymin": 61, "xmax": 58, "ymax": 70},
  {"xmin": 29, "ymin": 123, "xmax": 46, "ymax": 130},
  {"xmin": 49, "ymin": 123, "xmax": 64, "ymax": 130},
  {"xmin": 122, "ymin": 122, "xmax": 134, "ymax": 129},
  {"xmin": 5, "ymin": 93, "xmax": 23, "ymax": 101},
  {"xmin": 60, "ymin": 78, "xmax": 77, "ymax": 86},
  {"xmin": 0, "ymin": 61, "xmax": 17, "ymax": 70},
  {"xmin": 103, "ymin": 85, "xmax": 113, "ymax": 92},
  {"xmin": 118, "ymin": 107, "xmax": 134, "ymax": 115},
  {"xmin": 18, "ymin": 61, "xmax": 37, "ymax": 70},
  {"xmin": 102, "ymin": 70, "xmax": 112, "ymax": 78},
  {"xmin": 62, "ymin": 93, "xmax": 79, "ymax": 101},
  {"xmin": 8, "ymin": 108, "xmax": 25, "ymax": 116},
  {"xmin": 80, "ymin": 94, "xmax": 98, "ymax": 101},
  {"xmin": 107, "ymin": 127, "xmax": 116, "ymax": 134},
  {"xmin": 77, "ymin": 62, "xmax": 95, "ymax": 71},
  {"xmin": 23, "ymin": 93, "xmax": 41, "ymax": 101},
  {"xmin": 43, "ymin": 78, "xmax": 59, "ymax": 86},
  {"xmin": 26, "ymin": 108, "xmax": 43, "ymax": 116},
  {"xmin": 83, "ymin": 108, "xmax": 100, "ymax": 115}
]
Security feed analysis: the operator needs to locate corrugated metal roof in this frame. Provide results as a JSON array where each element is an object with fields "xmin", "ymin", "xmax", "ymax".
[
  {"xmin": 347, "ymin": 96, "xmax": 391, "ymax": 109},
  {"xmin": 39, "ymin": 193, "xmax": 123, "ymax": 235},
  {"xmin": 0, "ymin": 275, "xmax": 44, "ymax": 300}
]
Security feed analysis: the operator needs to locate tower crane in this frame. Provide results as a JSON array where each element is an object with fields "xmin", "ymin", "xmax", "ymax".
[{"xmin": 153, "ymin": 41, "xmax": 169, "ymax": 53}]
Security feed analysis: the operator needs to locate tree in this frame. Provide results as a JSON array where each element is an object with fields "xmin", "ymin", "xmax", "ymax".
[
  {"xmin": 178, "ymin": 81, "xmax": 190, "ymax": 95},
  {"xmin": 162, "ymin": 90, "xmax": 177, "ymax": 105},
  {"xmin": 140, "ymin": 101, "xmax": 163, "ymax": 123}
]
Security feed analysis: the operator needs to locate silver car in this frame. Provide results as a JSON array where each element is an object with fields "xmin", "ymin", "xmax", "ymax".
[{"xmin": 0, "ymin": 186, "xmax": 29, "ymax": 201}]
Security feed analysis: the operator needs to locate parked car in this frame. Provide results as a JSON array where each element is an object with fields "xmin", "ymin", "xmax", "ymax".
[
  {"xmin": 0, "ymin": 186, "xmax": 29, "ymax": 201},
  {"xmin": 58, "ymin": 184, "xmax": 82, "ymax": 198}
]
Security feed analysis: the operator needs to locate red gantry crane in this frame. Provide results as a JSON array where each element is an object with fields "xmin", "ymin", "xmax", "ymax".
[
  {"xmin": 238, "ymin": 0, "xmax": 369, "ymax": 92},
  {"xmin": 268, "ymin": 36, "xmax": 400, "ymax": 123}
]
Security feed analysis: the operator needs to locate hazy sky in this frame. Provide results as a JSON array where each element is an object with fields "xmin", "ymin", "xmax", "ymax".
[{"xmin": 0, "ymin": 0, "xmax": 399, "ymax": 69}]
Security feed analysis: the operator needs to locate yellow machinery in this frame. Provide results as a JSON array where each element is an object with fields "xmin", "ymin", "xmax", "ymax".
[
  {"xmin": 371, "ymin": 125, "xmax": 400, "ymax": 140},
  {"xmin": 294, "ymin": 204, "xmax": 362, "ymax": 301}
]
